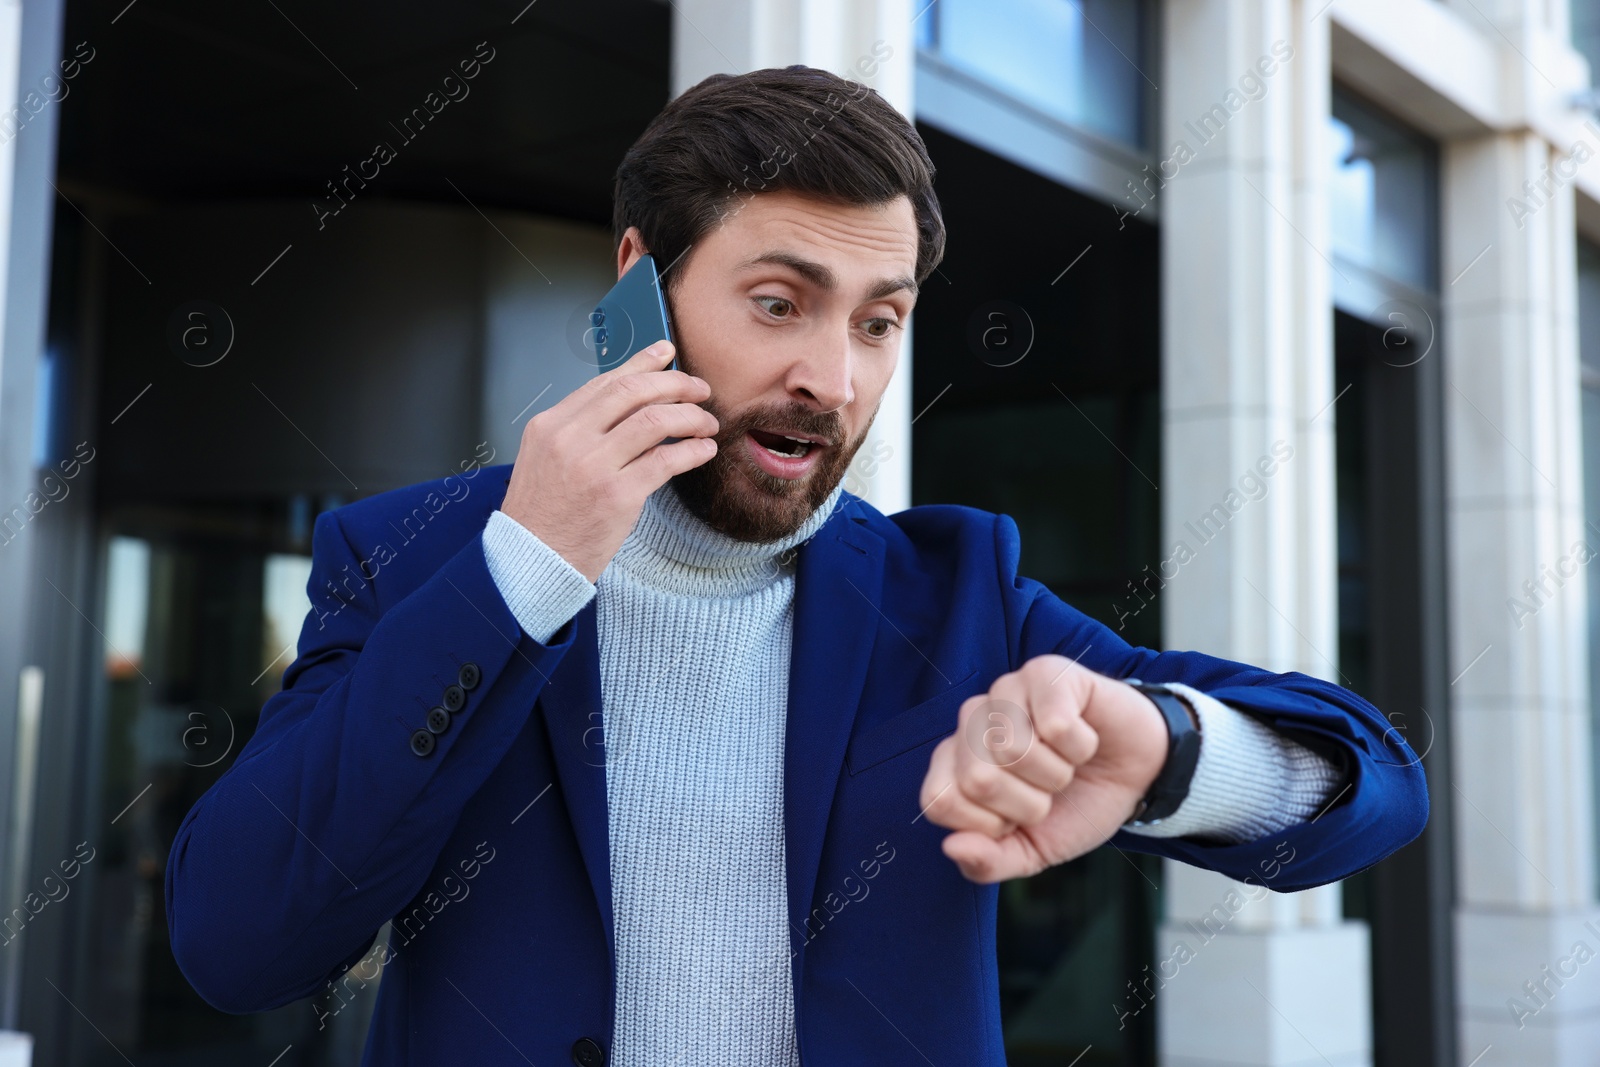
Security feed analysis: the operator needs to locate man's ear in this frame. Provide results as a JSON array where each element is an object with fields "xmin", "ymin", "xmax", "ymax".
[{"xmin": 616, "ymin": 227, "xmax": 647, "ymax": 280}]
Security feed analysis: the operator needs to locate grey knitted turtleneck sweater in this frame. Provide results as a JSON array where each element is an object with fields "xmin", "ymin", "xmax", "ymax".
[
  {"xmin": 478, "ymin": 479, "xmax": 1339, "ymax": 1065},
  {"xmin": 482, "ymin": 479, "xmax": 847, "ymax": 1066}
]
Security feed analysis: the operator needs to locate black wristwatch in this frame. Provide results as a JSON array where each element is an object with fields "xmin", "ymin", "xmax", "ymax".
[{"xmin": 1123, "ymin": 679, "xmax": 1202, "ymax": 825}]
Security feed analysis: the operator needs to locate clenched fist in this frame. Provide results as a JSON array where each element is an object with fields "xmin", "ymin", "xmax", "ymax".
[{"xmin": 919, "ymin": 654, "xmax": 1192, "ymax": 883}]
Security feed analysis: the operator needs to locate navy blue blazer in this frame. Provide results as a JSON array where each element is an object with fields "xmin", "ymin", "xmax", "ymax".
[{"xmin": 166, "ymin": 460, "xmax": 1427, "ymax": 1065}]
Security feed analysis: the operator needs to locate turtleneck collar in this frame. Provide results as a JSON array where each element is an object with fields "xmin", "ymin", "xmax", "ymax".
[{"xmin": 606, "ymin": 478, "xmax": 848, "ymax": 598}]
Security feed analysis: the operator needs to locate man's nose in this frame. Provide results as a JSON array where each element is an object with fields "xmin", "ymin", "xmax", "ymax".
[{"xmin": 790, "ymin": 326, "xmax": 854, "ymax": 412}]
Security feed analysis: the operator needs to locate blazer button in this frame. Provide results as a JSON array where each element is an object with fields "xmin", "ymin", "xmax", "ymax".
[
  {"xmin": 426, "ymin": 706, "xmax": 452, "ymax": 735},
  {"xmin": 458, "ymin": 662, "xmax": 481, "ymax": 690},
  {"xmin": 409, "ymin": 729, "xmax": 436, "ymax": 757},
  {"xmin": 442, "ymin": 684, "xmax": 466, "ymax": 712},
  {"xmin": 570, "ymin": 1038, "xmax": 605, "ymax": 1067}
]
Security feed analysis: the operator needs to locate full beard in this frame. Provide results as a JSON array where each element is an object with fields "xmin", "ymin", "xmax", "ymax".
[{"xmin": 667, "ymin": 365, "xmax": 876, "ymax": 544}]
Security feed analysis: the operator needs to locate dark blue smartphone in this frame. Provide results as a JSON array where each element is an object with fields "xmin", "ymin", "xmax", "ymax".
[{"xmin": 589, "ymin": 253, "xmax": 674, "ymax": 373}]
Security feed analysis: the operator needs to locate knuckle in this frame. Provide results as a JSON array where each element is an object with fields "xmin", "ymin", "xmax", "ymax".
[
  {"xmin": 1077, "ymin": 728, "xmax": 1100, "ymax": 762},
  {"xmin": 963, "ymin": 766, "xmax": 1003, "ymax": 803},
  {"xmin": 1032, "ymin": 710, "xmax": 1065, "ymax": 747},
  {"xmin": 609, "ymin": 374, "xmax": 646, "ymax": 403},
  {"xmin": 540, "ymin": 431, "xmax": 569, "ymax": 466}
]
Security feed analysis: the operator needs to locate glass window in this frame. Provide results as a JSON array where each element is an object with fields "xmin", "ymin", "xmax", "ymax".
[
  {"xmin": 1329, "ymin": 87, "xmax": 1440, "ymax": 296},
  {"xmin": 1574, "ymin": 0, "xmax": 1600, "ymax": 92},
  {"xmin": 1578, "ymin": 234, "xmax": 1600, "ymax": 895},
  {"xmin": 263, "ymin": 553, "xmax": 314, "ymax": 674},
  {"xmin": 85, "ymin": 507, "xmax": 375, "ymax": 1065},
  {"xmin": 918, "ymin": 0, "xmax": 1149, "ymax": 148},
  {"xmin": 1327, "ymin": 90, "xmax": 1452, "ymax": 1065}
]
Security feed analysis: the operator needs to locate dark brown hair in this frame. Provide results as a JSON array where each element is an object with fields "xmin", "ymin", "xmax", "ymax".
[{"xmin": 612, "ymin": 64, "xmax": 945, "ymax": 290}]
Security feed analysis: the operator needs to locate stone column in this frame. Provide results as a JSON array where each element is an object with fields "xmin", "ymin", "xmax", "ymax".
[
  {"xmin": 669, "ymin": 0, "xmax": 916, "ymax": 514},
  {"xmin": 1157, "ymin": 2, "xmax": 1371, "ymax": 1065},
  {"xmin": 1443, "ymin": 118, "xmax": 1600, "ymax": 1067}
]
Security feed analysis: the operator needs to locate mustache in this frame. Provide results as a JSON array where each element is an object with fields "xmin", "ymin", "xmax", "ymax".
[
  {"xmin": 676, "ymin": 348, "xmax": 844, "ymax": 445},
  {"xmin": 720, "ymin": 406, "xmax": 843, "ymax": 446}
]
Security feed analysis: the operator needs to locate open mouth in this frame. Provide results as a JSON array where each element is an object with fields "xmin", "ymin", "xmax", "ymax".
[{"xmin": 748, "ymin": 428, "xmax": 819, "ymax": 458}]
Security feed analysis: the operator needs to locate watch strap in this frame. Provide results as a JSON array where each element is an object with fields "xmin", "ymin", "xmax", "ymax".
[{"xmin": 1125, "ymin": 679, "xmax": 1202, "ymax": 825}]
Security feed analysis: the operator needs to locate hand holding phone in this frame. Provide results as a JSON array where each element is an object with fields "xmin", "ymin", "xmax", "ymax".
[{"xmin": 501, "ymin": 340, "xmax": 718, "ymax": 583}]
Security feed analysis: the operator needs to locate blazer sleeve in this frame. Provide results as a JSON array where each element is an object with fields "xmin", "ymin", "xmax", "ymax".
[
  {"xmin": 165, "ymin": 507, "xmax": 582, "ymax": 1013},
  {"xmin": 996, "ymin": 513, "xmax": 1429, "ymax": 893}
]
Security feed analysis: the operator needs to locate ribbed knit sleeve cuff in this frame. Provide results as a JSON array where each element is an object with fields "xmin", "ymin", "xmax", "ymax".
[
  {"xmin": 1119, "ymin": 681, "xmax": 1345, "ymax": 845},
  {"xmin": 480, "ymin": 509, "xmax": 597, "ymax": 645}
]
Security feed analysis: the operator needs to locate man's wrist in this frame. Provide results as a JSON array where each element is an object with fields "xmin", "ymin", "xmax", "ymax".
[
  {"xmin": 1119, "ymin": 682, "xmax": 1346, "ymax": 843},
  {"xmin": 482, "ymin": 510, "xmax": 597, "ymax": 643},
  {"xmin": 1123, "ymin": 679, "xmax": 1203, "ymax": 825}
]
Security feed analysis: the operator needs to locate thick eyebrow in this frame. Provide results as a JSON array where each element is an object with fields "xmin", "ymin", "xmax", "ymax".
[{"xmin": 737, "ymin": 250, "xmax": 918, "ymax": 301}]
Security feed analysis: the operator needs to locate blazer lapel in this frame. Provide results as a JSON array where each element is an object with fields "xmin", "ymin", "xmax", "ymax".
[
  {"xmin": 490, "ymin": 465, "xmax": 616, "ymax": 963},
  {"xmin": 784, "ymin": 509, "xmax": 885, "ymax": 985},
  {"xmin": 536, "ymin": 598, "xmax": 616, "ymax": 964}
]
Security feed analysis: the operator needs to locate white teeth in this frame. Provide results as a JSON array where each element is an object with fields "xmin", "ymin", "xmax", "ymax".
[{"xmin": 757, "ymin": 434, "xmax": 812, "ymax": 459}]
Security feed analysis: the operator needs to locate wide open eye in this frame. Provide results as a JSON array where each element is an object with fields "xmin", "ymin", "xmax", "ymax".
[
  {"xmin": 861, "ymin": 318, "xmax": 898, "ymax": 339},
  {"xmin": 754, "ymin": 295, "xmax": 795, "ymax": 318}
]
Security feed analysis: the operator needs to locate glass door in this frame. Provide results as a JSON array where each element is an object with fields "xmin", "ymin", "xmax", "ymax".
[{"xmin": 74, "ymin": 497, "xmax": 381, "ymax": 1066}]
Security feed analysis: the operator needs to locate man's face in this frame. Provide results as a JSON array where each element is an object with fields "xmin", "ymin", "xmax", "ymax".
[{"xmin": 616, "ymin": 190, "xmax": 919, "ymax": 543}]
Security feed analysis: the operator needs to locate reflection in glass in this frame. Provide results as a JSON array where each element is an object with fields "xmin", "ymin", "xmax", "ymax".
[
  {"xmin": 1573, "ymin": 0, "xmax": 1600, "ymax": 94},
  {"xmin": 919, "ymin": 0, "xmax": 1148, "ymax": 148},
  {"xmin": 1578, "ymin": 235, "xmax": 1600, "ymax": 897},
  {"xmin": 1328, "ymin": 88, "xmax": 1439, "ymax": 293},
  {"xmin": 83, "ymin": 510, "xmax": 372, "ymax": 1066}
]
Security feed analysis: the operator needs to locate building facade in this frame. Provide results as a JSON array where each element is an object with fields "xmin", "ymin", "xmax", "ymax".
[{"xmin": 0, "ymin": 0, "xmax": 1594, "ymax": 1064}]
